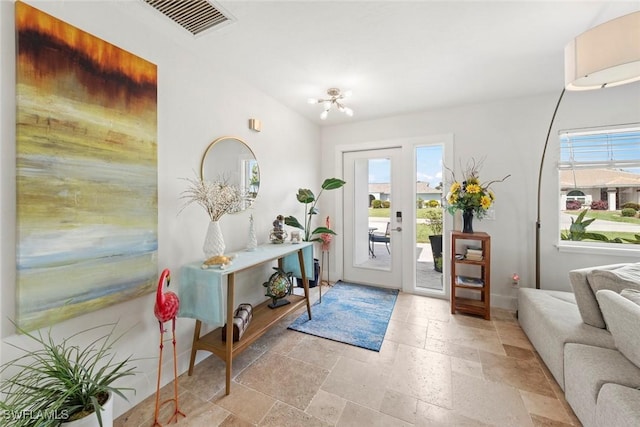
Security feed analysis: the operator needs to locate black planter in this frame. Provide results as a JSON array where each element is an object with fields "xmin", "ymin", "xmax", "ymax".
[
  {"xmin": 297, "ymin": 258, "xmax": 320, "ymax": 288},
  {"xmin": 429, "ymin": 235, "xmax": 443, "ymax": 272}
]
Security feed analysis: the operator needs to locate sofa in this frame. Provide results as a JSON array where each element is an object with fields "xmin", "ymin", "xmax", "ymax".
[{"xmin": 518, "ymin": 263, "xmax": 640, "ymax": 427}]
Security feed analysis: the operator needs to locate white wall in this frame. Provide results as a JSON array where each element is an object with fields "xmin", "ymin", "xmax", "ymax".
[
  {"xmin": 321, "ymin": 83, "xmax": 640, "ymax": 309},
  {"xmin": 0, "ymin": 0, "xmax": 320, "ymax": 417}
]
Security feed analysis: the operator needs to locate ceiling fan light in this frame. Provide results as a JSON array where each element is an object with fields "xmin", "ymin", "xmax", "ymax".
[
  {"xmin": 307, "ymin": 98, "xmax": 319, "ymax": 104},
  {"xmin": 344, "ymin": 107, "xmax": 354, "ymax": 117},
  {"xmin": 342, "ymin": 90, "xmax": 352, "ymax": 98},
  {"xmin": 320, "ymin": 110, "xmax": 329, "ymax": 120}
]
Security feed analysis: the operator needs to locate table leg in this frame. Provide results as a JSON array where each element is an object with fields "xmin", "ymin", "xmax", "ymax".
[
  {"xmin": 225, "ymin": 273, "xmax": 235, "ymax": 395},
  {"xmin": 298, "ymin": 249, "xmax": 312, "ymax": 319},
  {"xmin": 188, "ymin": 319, "xmax": 202, "ymax": 376}
]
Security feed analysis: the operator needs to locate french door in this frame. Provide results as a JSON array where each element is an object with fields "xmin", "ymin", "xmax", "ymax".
[
  {"xmin": 340, "ymin": 140, "xmax": 449, "ymax": 297},
  {"xmin": 342, "ymin": 148, "xmax": 402, "ymax": 289}
]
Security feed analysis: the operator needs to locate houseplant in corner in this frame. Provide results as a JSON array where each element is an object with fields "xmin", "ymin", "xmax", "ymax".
[
  {"xmin": 285, "ymin": 178, "xmax": 346, "ymax": 286},
  {"xmin": 0, "ymin": 322, "xmax": 136, "ymax": 427},
  {"xmin": 424, "ymin": 208, "xmax": 443, "ymax": 272}
]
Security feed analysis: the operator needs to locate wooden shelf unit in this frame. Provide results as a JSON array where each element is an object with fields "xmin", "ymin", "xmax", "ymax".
[{"xmin": 450, "ymin": 231, "xmax": 491, "ymax": 320}]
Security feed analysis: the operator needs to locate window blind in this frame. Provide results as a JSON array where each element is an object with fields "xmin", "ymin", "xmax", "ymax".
[{"xmin": 559, "ymin": 126, "xmax": 640, "ymax": 170}]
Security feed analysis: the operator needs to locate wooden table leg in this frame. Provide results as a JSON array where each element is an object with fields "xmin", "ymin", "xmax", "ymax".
[
  {"xmin": 225, "ymin": 273, "xmax": 235, "ymax": 395},
  {"xmin": 188, "ymin": 319, "xmax": 202, "ymax": 376},
  {"xmin": 298, "ymin": 249, "xmax": 312, "ymax": 320}
]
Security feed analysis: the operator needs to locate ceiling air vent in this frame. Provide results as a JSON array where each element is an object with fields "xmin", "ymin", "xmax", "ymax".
[{"xmin": 143, "ymin": 0, "xmax": 231, "ymax": 36}]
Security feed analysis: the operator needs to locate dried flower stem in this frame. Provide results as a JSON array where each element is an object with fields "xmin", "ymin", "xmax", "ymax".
[{"xmin": 179, "ymin": 176, "xmax": 243, "ymax": 222}]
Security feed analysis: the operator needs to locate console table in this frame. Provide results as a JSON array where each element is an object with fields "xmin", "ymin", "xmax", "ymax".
[{"xmin": 179, "ymin": 242, "xmax": 313, "ymax": 395}]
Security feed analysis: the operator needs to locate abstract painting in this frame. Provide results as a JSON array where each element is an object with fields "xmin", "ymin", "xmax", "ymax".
[{"xmin": 15, "ymin": 2, "xmax": 158, "ymax": 331}]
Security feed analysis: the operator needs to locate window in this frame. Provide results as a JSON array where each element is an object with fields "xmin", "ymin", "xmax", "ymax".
[{"xmin": 558, "ymin": 126, "xmax": 640, "ymax": 245}]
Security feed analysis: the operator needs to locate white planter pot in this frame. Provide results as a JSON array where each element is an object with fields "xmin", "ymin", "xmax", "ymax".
[{"xmin": 63, "ymin": 393, "xmax": 113, "ymax": 427}]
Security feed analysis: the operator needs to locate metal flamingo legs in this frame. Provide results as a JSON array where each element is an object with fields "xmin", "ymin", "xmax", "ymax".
[{"xmin": 153, "ymin": 269, "xmax": 185, "ymax": 426}]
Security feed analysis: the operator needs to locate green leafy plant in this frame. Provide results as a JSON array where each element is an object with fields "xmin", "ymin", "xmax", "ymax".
[
  {"xmin": 560, "ymin": 209, "xmax": 609, "ymax": 242},
  {"xmin": 434, "ymin": 256, "xmax": 443, "ymax": 272},
  {"xmin": 0, "ymin": 322, "xmax": 136, "ymax": 427},
  {"xmin": 285, "ymin": 178, "xmax": 346, "ymax": 242},
  {"xmin": 423, "ymin": 208, "xmax": 443, "ymax": 235}
]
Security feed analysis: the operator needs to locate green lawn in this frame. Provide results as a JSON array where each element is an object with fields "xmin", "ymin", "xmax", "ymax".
[
  {"xmin": 369, "ymin": 208, "xmax": 440, "ymax": 243},
  {"xmin": 564, "ymin": 210, "xmax": 640, "ymax": 225}
]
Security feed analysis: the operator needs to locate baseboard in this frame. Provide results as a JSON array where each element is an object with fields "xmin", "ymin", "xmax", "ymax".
[{"xmin": 492, "ymin": 293, "xmax": 517, "ymax": 311}]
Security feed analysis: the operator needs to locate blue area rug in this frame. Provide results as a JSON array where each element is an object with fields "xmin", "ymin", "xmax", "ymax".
[{"xmin": 288, "ymin": 281, "xmax": 398, "ymax": 351}]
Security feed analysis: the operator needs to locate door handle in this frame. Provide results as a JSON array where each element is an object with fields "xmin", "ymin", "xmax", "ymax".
[{"xmin": 393, "ymin": 227, "xmax": 402, "ymax": 232}]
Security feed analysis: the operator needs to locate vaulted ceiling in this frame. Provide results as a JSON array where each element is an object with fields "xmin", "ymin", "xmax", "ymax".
[{"xmin": 135, "ymin": 0, "xmax": 640, "ymax": 125}]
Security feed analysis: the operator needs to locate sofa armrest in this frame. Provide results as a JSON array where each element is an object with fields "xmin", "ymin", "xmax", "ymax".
[{"xmin": 596, "ymin": 383, "xmax": 640, "ymax": 427}]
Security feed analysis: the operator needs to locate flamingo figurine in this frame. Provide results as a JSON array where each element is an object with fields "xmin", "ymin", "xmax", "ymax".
[{"xmin": 153, "ymin": 269, "xmax": 185, "ymax": 426}]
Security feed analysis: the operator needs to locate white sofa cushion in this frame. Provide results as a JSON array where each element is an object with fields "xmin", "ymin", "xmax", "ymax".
[
  {"xmin": 596, "ymin": 289, "xmax": 640, "ymax": 367},
  {"xmin": 596, "ymin": 383, "xmax": 640, "ymax": 427},
  {"xmin": 621, "ymin": 288, "xmax": 640, "ymax": 306},
  {"xmin": 517, "ymin": 288, "xmax": 615, "ymax": 390},
  {"xmin": 569, "ymin": 263, "xmax": 629, "ymax": 329},
  {"xmin": 564, "ymin": 343, "xmax": 640, "ymax": 427}
]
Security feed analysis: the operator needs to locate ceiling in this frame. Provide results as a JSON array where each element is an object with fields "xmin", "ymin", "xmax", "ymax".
[{"xmin": 135, "ymin": 0, "xmax": 640, "ymax": 126}]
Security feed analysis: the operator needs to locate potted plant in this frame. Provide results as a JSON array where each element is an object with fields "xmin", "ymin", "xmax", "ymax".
[
  {"xmin": 285, "ymin": 178, "xmax": 346, "ymax": 286},
  {"xmin": 284, "ymin": 178, "xmax": 346, "ymax": 242},
  {"xmin": 0, "ymin": 322, "xmax": 136, "ymax": 427},
  {"xmin": 424, "ymin": 208, "xmax": 443, "ymax": 272}
]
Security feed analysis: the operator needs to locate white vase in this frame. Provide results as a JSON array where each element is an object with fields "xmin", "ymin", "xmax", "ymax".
[
  {"xmin": 203, "ymin": 220, "xmax": 226, "ymax": 258},
  {"xmin": 64, "ymin": 392, "xmax": 113, "ymax": 426}
]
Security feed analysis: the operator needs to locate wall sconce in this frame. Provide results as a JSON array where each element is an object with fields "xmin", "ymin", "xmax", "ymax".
[{"xmin": 249, "ymin": 118, "xmax": 261, "ymax": 132}]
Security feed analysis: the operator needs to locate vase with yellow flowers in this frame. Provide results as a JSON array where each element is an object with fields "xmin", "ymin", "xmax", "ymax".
[{"xmin": 445, "ymin": 159, "xmax": 510, "ymax": 233}]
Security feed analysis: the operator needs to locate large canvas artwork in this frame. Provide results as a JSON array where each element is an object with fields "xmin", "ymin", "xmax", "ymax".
[{"xmin": 15, "ymin": 2, "xmax": 158, "ymax": 331}]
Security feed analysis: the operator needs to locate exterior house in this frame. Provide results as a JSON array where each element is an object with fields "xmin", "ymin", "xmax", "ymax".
[
  {"xmin": 560, "ymin": 168, "xmax": 640, "ymax": 210},
  {"xmin": 369, "ymin": 182, "xmax": 442, "ymax": 206}
]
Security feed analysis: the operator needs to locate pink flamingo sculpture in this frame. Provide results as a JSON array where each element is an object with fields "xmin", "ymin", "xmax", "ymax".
[{"xmin": 153, "ymin": 269, "xmax": 185, "ymax": 426}]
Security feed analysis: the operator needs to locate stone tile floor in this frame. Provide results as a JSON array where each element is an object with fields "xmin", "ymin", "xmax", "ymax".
[{"xmin": 116, "ymin": 287, "xmax": 581, "ymax": 426}]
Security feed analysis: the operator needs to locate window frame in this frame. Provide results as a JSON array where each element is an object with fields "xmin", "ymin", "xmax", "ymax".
[{"xmin": 557, "ymin": 124, "xmax": 640, "ymax": 252}]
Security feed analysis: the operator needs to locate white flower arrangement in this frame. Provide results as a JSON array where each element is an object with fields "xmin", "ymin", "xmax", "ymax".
[{"xmin": 180, "ymin": 176, "xmax": 243, "ymax": 221}]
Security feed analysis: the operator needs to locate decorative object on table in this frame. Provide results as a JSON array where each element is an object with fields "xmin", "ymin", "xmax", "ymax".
[
  {"xmin": 0, "ymin": 320, "xmax": 136, "ymax": 427},
  {"xmin": 288, "ymin": 281, "xmax": 398, "ymax": 351},
  {"xmin": 14, "ymin": 1, "xmax": 159, "ymax": 332},
  {"xmin": 201, "ymin": 254, "xmax": 235, "ymax": 270},
  {"xmin": 179, "ymin": 175, "xmax": 243, "ymax": 258},
  {"xmin": 263, "ymin": 267, "xmax": 294, "ymax": 308},
  {"xmin": 444, "ymin": 158, "xmax": 509, "ymax": 233},
  {"xmin": 284, "ymin": 178, "xmax": 346, "ymax": 242},
  {"xmin": 153, "ymin": 269, "xmax": 186, "ymax": 426},
  {"xmin": 269, "ymin": 214, "xmax": 288, "ymax": 243},
  {"xmin": 535, "ymin": 11, "xmax": 640, "ymax": 289},
  {"xmin": 319, "ymin": 216, "xmax": 333, "ymax": 303},
  {"xmin": 221, "ymin": 303, "xmax": 253, "ymax": 342},
  {"xmin": 290, "ymin": 230, "xmax": 301, "ymax": 243},
  {"xmin": 247, "ymin": 214, "xmax": 258, "ymax": 251}
]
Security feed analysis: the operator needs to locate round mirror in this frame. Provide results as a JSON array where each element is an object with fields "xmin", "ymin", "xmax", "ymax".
[{"xmin": 200, "ymin": 136, "xmax": 259, "ymax": 211}]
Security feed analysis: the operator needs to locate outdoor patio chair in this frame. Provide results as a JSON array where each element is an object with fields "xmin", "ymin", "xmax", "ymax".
[{"xmin": 369, "ymin": 222, "xmax": 391, "ymax": 257}]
